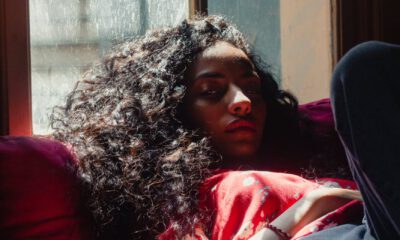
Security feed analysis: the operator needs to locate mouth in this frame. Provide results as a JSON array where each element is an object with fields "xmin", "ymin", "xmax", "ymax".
[{"xmin": 224, "ymin": 119, "xmax": 257, "ymax": 133}]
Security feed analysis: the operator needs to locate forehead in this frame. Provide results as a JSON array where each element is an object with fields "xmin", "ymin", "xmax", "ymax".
[
  {"xmin": 188, "ymin": 41, "xmax": 255, "ymax": 75},
  {"xmin": 184, "ymin": 41, "xmax": 255, "ymax": 83},
  {"xmin": 185, "ymin": 41, "xmax": 255, "ymax": 86},
  {"xmin": 199, "ymin": 41, "xmax": 250, "ymax": 61}
]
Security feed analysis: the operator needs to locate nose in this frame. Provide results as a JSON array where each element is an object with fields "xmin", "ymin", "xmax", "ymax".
[{"xmin": 228, "ymin": 87, "xmax": 252, "ymax": 116}]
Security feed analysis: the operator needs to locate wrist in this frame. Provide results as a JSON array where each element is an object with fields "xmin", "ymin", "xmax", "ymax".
[{"xmin": 265, "ymin": 223, "xmax": 292, "ymax": 240}]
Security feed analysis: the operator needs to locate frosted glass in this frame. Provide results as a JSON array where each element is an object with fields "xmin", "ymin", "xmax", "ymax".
[
  {"xmin": 147, "ymin": 0, "xmax": 188, "ymax": 28},
  {"xmin": 30, "ymin": 0, "xmax": 188, "ymax": 134}
]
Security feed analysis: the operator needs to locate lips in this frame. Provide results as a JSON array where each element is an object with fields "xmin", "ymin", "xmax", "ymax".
[{"xmin": 225, "ymin": 119, "xmax": 256, "ymax": 132}]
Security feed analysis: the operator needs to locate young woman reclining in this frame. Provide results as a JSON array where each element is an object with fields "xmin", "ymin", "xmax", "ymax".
[{"xmin": 51, "ymin": 15, "xmax": 400, "ymax": 240}]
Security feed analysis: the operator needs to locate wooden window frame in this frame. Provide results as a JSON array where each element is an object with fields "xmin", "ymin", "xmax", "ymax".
[
  {"xmin": 0, "ymin": 0, "xmax": 32, "ymax": 136},
  {"xmin": 189, "ymin": 0, "xmax": 207, "ymax": 18}
]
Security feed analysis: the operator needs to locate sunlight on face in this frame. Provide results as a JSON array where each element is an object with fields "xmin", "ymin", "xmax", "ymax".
[{"xmin": 183, "ymin": 41, "xmax": 267, "ymax": 161}]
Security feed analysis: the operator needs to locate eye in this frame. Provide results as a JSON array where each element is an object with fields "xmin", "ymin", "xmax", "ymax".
[
  {"xmin": 244, "ymin": 86, "xmax": 261, "ymax": 95},
  {"xmin": 243, "ymin": 82, "xmax": 262, "ymax": 97},
  {"xmin": 200, "ymin": 88, "xmax": 221, "ymax": 98}
]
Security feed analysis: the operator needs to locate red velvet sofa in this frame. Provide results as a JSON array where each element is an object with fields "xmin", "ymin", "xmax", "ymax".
[
  {"xmin": 0, "ymin": 99, "xmax": 348, "ymax": 239},
  {"xmin": 0, "ymin": 137, "xmax": 95, "ymax": 239}
]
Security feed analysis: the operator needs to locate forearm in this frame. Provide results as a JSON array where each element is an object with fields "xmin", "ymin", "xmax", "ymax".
[
  {"xmin": 250, "ymin": 188, "xmax": 362, "ymax": 240},
  {"xmin": 250, "ymin": 196, "xmax": 313, "ymax": 240}
]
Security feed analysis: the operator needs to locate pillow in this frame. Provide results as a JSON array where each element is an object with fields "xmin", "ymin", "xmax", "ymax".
[{"xmin": 0, "ymin": 136, "xmax": 94, "ymax": 240}]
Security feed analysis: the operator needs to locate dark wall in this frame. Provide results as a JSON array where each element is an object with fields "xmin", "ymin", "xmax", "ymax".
[
  {"xmin": 338, "ymin": 0, "xmax": 400, "ymax": 58},
  {"xmin": 380, "ymin": 0, "xmax": 400, "ymax": 44}
]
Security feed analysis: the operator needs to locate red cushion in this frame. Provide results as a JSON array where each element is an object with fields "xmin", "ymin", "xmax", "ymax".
[
  {"xmin": 261, "ymin": 98, "xmax": 349, "ymax": 176},
  {"xmin": 0, "ymin": 136, "xmax": 94, "ymax": 239},
  {"xmin": 299, "ymin": 98, "xmax": 336, "ymax": 135}
]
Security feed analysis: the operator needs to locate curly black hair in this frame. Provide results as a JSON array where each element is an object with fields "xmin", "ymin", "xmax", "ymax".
[{"xmin": 51, "ymin": 15, "xmax": 298, "ymax": 239}]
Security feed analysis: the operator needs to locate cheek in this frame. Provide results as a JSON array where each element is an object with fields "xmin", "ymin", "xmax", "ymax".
[
  {"xmin": 190, "ymin": 102, "xmax": 224, "ymax": 134},
  {"xmin": 254, "ymin": 100, "xmax": 267, "ymax": 122},
  {"xmin": 261, "ymin": 104, "xmax": 267, "ymax": 122}
]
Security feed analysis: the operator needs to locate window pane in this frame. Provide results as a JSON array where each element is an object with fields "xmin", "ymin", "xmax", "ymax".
[
  {"xmin": 208, "ymin": 0, "xmax": 282, "ymax": 81},
  {"xmin": 30, "ymin": 0, "xmax": 188, "ymax": 134},
  {"xmin": 209, "ymin": 0, "xmax": 334, "ymax": 103}
]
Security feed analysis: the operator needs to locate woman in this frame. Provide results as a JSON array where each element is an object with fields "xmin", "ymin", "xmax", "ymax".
[{"xmin": 51, "ymin": 15, "xmax": 388, "ymax": 239}]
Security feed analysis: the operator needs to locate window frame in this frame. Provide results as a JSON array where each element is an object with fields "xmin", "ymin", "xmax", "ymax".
[
  {"xmin": 0, "ymin": 0, "xmax": 32, "ymax": 136},
  {"xmin": 188, "ymin": 0, "xmax": 207, "ymax": 17}
]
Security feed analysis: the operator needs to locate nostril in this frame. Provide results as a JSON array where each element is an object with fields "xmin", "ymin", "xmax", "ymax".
[
  {"xmin": 230, "ymin": 102, "xmax": 251, "ymax": 116},
  {"xmin": 243, "ymin": 104, "xmax": 251, "ymax": 114},
  {"xmin": 248, "ymin": 105, "xmax": 252, "ymax": 112}
]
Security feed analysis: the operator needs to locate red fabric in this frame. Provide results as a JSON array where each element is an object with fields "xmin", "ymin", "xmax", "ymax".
[
  {"xmin": 299, "ymin": 98, "xmax": 336, "ymax": 135},
  {"xmin": 160, "ymin": 171, "xmax": 363, "ymax": 240},
  {"xmin": 258, "ymin": 98, "xmax": 349, "ymax": 175},
  {"xmin": 0, "ymin": 136, "xmax": 94, "ymax": 240},
  {"xmin": 0, "ymin": 99, "xmax": 354, "ymax": 239},
  {"xmin": 159, "ymin": 99, "xmax": 362, "ymax": 239}
]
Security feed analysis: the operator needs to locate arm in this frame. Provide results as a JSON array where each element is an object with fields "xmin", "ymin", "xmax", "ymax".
[{"xmin": 250, "ymin": 187, "xmax": 362, "ymax": 240}]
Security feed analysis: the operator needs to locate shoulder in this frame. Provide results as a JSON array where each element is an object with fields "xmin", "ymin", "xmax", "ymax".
[{"xmin": 202, "ymin": 170, "xmax": 318, "ymax": 198}]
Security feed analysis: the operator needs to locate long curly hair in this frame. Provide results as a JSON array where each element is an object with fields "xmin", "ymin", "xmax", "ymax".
[{"xmin": 51, "ymin": 15, "xmax": 298, "ymax": 239}]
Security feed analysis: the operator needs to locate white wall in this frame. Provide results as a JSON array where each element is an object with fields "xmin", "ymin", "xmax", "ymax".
[{"xmin": 280, "ymin": 0, "xmax": 333, "ymax": 103}]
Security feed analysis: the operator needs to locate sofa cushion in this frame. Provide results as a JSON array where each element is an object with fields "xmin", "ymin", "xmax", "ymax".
[{"xmin": 0, "ymin": 136, "xmax": 94, "ymax": 240}]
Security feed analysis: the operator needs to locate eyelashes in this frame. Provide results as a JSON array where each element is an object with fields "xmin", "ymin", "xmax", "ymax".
[
  {"xmin": 243, "ymin": 83, "xmax": 262, "ymax": 95},
  {"xmin": 195, "ymin": 75, "xmax": 263, "ymax": 100},
  {"xmin": 199, "ymin": 84, "xmax": 262, "ymax": 100},
  {"xmin": 200, "ymin": 88, "xmax": 224, "ymax": 99}
]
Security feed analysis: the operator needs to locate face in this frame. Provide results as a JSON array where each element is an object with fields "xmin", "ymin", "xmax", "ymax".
[{"xmin": 183, "ymin": 41, "xmax": 267, "ymax": 162}]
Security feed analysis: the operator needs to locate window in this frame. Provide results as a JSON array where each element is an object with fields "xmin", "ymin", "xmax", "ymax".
[
  {"xmin": 209, "ymin": 0, "xmax": 335, "ymax": 104},
  {"xmin": 30, "ymin": 0, "xmax": 188, "ymax": 134},
  {"xmin": 3, "ymin": 0, "xmax": 397, "ymax": 136},
  {"xmin": 209, "ymin": 0, "xmax": 282, "ymax": 81}
]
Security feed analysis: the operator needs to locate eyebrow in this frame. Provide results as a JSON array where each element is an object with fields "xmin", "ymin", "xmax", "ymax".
[
  {"xmin": 194, "ymin": 68, "xmax": 258, "ymax": 84},
  {"xmin": 242, "ymin": 69, "xmax": 258, "ymax": 77},
  {"xmin": 195, "ymin": 72, "xmax": 225, "ymax": 80},
  {"xmin": 234, "ymin": 57, "xmax": 255, "ymax": 69},
  {"xmin": 193, "ymin": 57, "xmax": 257, "ymax": 82}
]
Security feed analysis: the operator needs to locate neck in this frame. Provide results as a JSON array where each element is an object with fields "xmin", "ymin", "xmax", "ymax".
[{"xmin": 220, "ymin": 153, "xmax": 265, "ymax": 170}]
